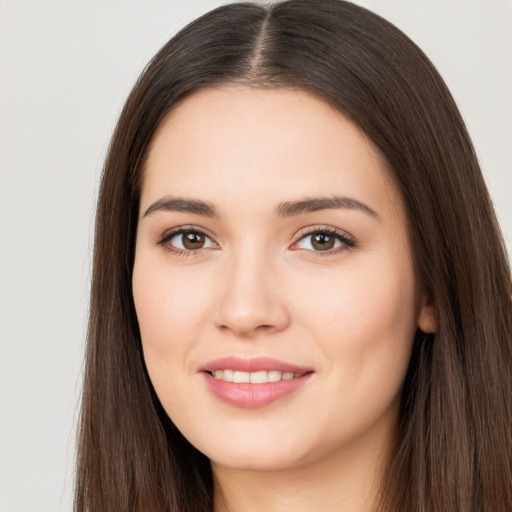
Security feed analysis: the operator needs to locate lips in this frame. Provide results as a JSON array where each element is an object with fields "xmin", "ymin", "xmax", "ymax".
[
  {"xmin": 199, "ymin": 356, "xmax": 314, "ymax": 408},
  {"xmin": 200, "ymin": 356, "xmax": 312, "ymax": 374}
]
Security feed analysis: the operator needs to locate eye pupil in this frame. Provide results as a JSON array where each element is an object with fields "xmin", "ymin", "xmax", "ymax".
[
  {"xmin": 183, "ymin": 231, "xmax": 205, "ymax": 250},
  {"xmin": 312, "ymin": 233, "xmax": 335, "ymax": 251}
]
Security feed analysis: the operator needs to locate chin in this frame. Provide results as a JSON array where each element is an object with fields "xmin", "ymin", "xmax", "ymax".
[
  {"xmin": 208, "ymin": 445, "xmax": 307, "ymax": 472},
  {"xmin": 179, "ymin": 417, "xmax": 339, "ymax": 473}
]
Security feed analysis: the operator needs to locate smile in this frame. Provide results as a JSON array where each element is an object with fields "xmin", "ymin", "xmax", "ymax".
[
  {"xmin": 209, "ymin": 370, "xmax": 304, "ymax": 383},
  {"xmin": 200, "ymin": 357, "xmax": 314, "ymax": 408}
]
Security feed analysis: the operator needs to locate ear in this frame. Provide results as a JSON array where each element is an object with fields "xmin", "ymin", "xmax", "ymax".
[{"xmin": 418, "ymin": 292, "xmax": 437, "ymax": 333}]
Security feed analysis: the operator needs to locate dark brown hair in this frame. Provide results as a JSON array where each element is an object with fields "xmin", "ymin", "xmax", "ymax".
[{"xmin": 75, "ymin": 1, "xmax": 512, "ymax": 511}]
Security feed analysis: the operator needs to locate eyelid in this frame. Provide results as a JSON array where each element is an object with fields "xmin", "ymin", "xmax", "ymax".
[
  {"xmin": 156, "ymin": 225, "xmax": 219, "ymax": 255},
  {"xmin": 290, "ymin": 225, "xmax": 356, "ymax": 253},
  {"xmin": 155, "ymin": 224, "xmax": 355, "ymax": 256}
]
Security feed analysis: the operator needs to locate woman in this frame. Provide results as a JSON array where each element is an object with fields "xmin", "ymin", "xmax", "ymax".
[{"xmin": 75, "ymin": 1, "xmax": 512, "ymax": 511}]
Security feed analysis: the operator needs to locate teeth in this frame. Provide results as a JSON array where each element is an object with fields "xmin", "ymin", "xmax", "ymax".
[
  {"xmin": 233, "ymin": 371, "xmax": 250, "ymax": 383},
  {"xmin": 222, "ymin": 369, "xmax": 234, "ymax": 382},
  {"xmin": 211, "ymin": 370, "xmax": 304, "ymax": 383},
  {"xmin": 249, "ymin": 371, "xmax": 267, "ymax": 384},
  {"xmin": 267, "ymin": 370, "xmax": 282, "ymax": 382}
]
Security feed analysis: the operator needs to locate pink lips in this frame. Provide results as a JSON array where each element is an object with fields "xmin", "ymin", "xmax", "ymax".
[{"xmin": 199, "ymin": 356, "xmax": 314, "ymax": 408}]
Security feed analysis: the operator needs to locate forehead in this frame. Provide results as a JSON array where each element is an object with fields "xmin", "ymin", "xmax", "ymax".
[{"xmin": 141, "ymin": 86, "xmax": 401, "ymax": 221}]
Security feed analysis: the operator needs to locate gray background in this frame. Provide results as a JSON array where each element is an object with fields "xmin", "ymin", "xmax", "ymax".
[{"xmin": 1, "ymin": 1, "xmax": 511, "ymax": 510}]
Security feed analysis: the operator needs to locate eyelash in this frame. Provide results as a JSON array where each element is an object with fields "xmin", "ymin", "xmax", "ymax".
[
  {"xmin": 156, "ymin": 226, "xmax": 215, "ymax": 258},
  {"xmin": 156, "ymin": 225, "xmax": 356, "ymax": 257},
  {"xmin": 292, "ymin": 226, "xmax": 356, "ymax": 255}
]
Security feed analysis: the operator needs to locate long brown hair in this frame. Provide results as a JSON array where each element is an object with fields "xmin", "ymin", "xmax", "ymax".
[{"xmin": 75, "ymin": 1, "xmax": 512, "ymax": 510}]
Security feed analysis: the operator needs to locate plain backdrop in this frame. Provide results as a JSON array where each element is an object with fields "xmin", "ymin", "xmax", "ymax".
[{"xmin": 0, "ymin": 1, "xmax": 510, "ymax": 511}]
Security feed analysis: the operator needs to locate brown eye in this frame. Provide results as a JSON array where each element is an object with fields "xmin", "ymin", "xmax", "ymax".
[
  {"xmin": 182, "ymin": 230, "xmax": 206, "ymax": 250},
  {"xmin": 293, "ymin": 228, "xmax": 354, "ymax": 253},
  {"xmin": 311, "ymin": 232, "xmax": 336, "ymax": 251},
  {"xmin": 160, "ymin": 228, "xmax": 216, "ymax": 253}
]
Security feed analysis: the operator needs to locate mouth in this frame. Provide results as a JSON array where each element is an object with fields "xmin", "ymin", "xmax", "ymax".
[
  {"xmin": 206, "ymin": 369, "xmax": 309, "ymax": 383},
  {"xmin": 200, "ymin": 357, "xmax": 315, "ymax": 408}
]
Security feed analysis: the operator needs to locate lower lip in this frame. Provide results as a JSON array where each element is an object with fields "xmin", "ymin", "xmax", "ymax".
[{"xmin": 202, "ymin": 372, "xmax": 313, "ymax": 408}]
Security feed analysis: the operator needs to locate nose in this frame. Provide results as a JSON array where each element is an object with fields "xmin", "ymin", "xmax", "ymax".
[{"xmin": 214, "ymin": 247, "xmax": 290, "ymax": 338}]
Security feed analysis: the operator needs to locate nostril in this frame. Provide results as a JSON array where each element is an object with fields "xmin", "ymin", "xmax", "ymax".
[{"xmin": 214, "ymin": 288, "xmax": 291, "ymax": 336}]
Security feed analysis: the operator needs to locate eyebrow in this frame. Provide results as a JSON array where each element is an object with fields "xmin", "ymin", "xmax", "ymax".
[
  {"xmin": 142, "ymin": 195, "xmax": 380, "ymax": 221},
  {"xmin": 143, "ymin": 197, "xmax": 220, "ymax": 218},
  {"xmin": 274, "ymin": 196, "xmax": 380, "ymax": 220}
]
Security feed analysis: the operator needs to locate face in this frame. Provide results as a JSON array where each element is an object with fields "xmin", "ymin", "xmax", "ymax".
[{"xmin": 133, "ymin": 86, "xmax": 433, "ymax": 472}]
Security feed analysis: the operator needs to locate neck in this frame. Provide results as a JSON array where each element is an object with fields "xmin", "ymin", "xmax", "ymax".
[{"xmin": 212, "ymin": 420, "xmax": 394, "ymax": 512}]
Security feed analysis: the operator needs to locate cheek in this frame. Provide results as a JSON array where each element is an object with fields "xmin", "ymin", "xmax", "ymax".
[
  {"xmin": 132, "ymin": 255, "xmax": 213, "ymax": 381},
  {"xmin": 298, "ymin": 251, "xmax": 418, "ymax": 397},
  {"xmin": 301, "ymin": 252, "xmax": 416, "ymax": 330}
]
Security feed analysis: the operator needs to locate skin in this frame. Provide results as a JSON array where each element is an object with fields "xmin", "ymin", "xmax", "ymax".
[{"xmin": 132, "ymin": 86, "xmax": 435, "ymax": 512}]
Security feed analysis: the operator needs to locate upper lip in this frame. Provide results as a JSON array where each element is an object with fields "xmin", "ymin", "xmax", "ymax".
[{"xmin": 199, "ymin": 356, "xmax": 313, "ymax": 374}]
